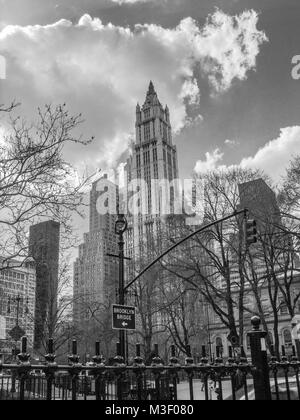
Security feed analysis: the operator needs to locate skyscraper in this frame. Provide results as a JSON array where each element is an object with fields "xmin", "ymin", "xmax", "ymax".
[
  {"xmin": 238, "ymin": 178, "xmax": 281, "ymax": 227},
  {"xmin": 73, "ymin": 175, "xmax": 118, "ymax": 350},
  {"xmin": 124, "ymin": 81, "xmax": 179, "ymax": 263},
  {"xmin": 29, "ymin": 220, "xmax": 60, "ymax": 350}
]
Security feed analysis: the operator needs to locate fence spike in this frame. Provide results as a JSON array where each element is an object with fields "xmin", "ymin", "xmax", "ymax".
[
  {"xmin": 136, "ymin": 344, "xmax": 141, "ymax": 357},
  {"xmin": 21, "ymin": 336, "xmax": 27, "ymax": 354},
  {"xmin": 48, "ymin": 339, "xmax": 54, "ymax": 355},
  {"xmin": 171, "ymin": 345, "xmax": 176, "ymax": 358},
  {"xmin": 95, "ymin": 341, "xmax": 100, "ymax": 357},
  {"xmin": 72, "ymin": 340, "xmax": 77, "ymax": 355}
]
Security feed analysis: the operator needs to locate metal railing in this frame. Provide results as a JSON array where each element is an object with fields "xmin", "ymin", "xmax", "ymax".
[{"xmin": 0, "ymin": 317, "xmax": 299, "ymax": 401}]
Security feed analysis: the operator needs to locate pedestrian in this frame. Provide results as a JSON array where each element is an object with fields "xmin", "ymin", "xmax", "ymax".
[{"xmin": 200, "ymin": 373, "xmax": 205, "ymax": 392}]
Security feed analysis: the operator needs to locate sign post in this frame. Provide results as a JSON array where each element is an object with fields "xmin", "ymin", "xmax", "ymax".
[{"xmin": 113, "ymin": 305, "xmax": 136, "ymax": 331}]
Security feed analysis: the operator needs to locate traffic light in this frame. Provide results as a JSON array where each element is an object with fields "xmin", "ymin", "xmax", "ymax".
[
  {"xmin": 245, "ymin": 219, "xmax": 258, "ymax": 247},
  {"xmin": 227, "ymin": 332, "xmax": 240, "ymax": 348}
]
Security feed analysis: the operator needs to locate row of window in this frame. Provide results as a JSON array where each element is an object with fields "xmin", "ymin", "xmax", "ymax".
[
  {"xmin": 215, "ymin": 328, "xmax": 294, "ymax": 351},
  {"xmin": 0, "ymin": 271, "xmax": 25, "ymax": 280},
  {"xmin": 137, "ymin": 151, "xmax": 159, "ymax": 171},
  {"xmin": 137, "ymin": 119, "xmax": 170, "ymax": 143},
  {"xmin": 139, "ymin": 108, "xmax": 168, "ymax": 122}
]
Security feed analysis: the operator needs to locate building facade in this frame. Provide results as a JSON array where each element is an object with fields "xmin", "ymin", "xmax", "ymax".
[
  {"xmin": 208, "ymin": 179, "xmax": 300, "ymax": 356},
  {"xmin": 0, "ymin": 259, "xmax": 36, "ymax": 355},
  {"xmin": 29, "ymin": 220, "xmax": 60, "ymax": 351},
  {"xmin": 73, "ymin": 175, "xmax": 118, "ymax": 353},
  {"xmin": 124, "ymin": 81, "xmax": 179, "ymax": 264},
  {"xmin": 122, "ymin": 82, "xmax": 192, "ymax": 359}
]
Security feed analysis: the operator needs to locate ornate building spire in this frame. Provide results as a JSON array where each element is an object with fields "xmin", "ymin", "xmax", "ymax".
[
  {"xmin": 148, "ymin": 80, "xmax": 155, "ymax": 95},
  {"xmin": 144, "ymin": 80, "xmax": 161, "ymax": 108}
]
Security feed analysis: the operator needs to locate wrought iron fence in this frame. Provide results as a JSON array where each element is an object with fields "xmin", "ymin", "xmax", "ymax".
[{"xmin": 0, "ymin": 317, "xmax": 299, "ymax": 401}]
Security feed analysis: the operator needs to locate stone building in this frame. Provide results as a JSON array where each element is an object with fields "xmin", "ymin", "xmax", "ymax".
[
  {"xmin": 29, "ymin": 220, "xmax": 60, "ymax": 351},
  {"xmin": 0, "ymin": 258, "xmax": 36, "ymax": 355},
  {"xmin": 73, "ymin": 175, "xmax": 118, "ymax": 355}
]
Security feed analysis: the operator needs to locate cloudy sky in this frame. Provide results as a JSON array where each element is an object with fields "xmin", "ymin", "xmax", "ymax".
[{"xmin": 0, "ymin": 0, "xmax": 300, "ymax": 186}]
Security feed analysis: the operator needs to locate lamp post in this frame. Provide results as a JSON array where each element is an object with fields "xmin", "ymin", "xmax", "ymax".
[
  {"xmin": 205, "ymin": 302, "xmax": 213, "ymax": 362},
  {"xmin": 7, "ymin": 294, "xmax": 28, "ymax": 350},
  {"xmin": 8, "ymin": 294, "xmax": 21, "ymax": 327},
  {"xmin": 7, "ymin": 294, "xmax": 28, "ymax": 393},
  {"xmin": 112, "ymin": 214, "xmax": 128, "ymax": 360}
]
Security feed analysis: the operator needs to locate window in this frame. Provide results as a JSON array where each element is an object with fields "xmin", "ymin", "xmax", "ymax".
[
  {"xmin": 163, "ymin": 124, "xmax": 168, "ymax": 141},
  {"xmin": 283, "ymin": 329, "xmax": 293, "ymax": 347},
  {"xmin": 144, "ymin": 122, "xmax": 151, "ymax": 141},
  {"xmin": 153, "ymin": 148, "xmax": 157, "ymax": 162},
  {"xmin": 136, "ymin": 154, "xmax": 141, "ymax": 168},
  {"xmin": 280, "ymin": 303, "xmax": 288, "ymax": 315},
  {"xmin": 216, "ymin": 337, "xmax": 223, "ymax": 348}
]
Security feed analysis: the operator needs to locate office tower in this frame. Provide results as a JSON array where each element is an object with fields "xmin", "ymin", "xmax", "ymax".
[
  {"xmin": 73, "ymin": 175, "xmax": 118, "ymax": 345},
  {"xmin": 238, "ymin": 178, "xmax": 281, "ymax": 226},
  {"xmin": 29, "ymin": 220, "xmax": 60, "ymax": 350},
  {"xmin": 124, "ymin": 81, "xmax": 179, "ymax": 263}
]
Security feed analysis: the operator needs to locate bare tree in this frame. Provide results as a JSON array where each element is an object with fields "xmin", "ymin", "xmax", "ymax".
[
  {"xmin": 161, "ymin": 169, "xmax": 265, "ymax": 349},
  {"xmin": 242, "ymin": 205, "xmax": 300, "ymax": 356},
  {"xmin": 0, "ymin": 103, "xmax": 93, "ymax": 267},
  {"xmin": 130, "ymin": 264, "xmax": 168, "ymax": 363},
  {"xmin": 280, "ymin": 156, "xmax": 300, "ymax": 216},
  {"xmin": 158, "ymin": 272, "xmax": 206, "ymax": 357},
  {"xmin": 77, "ymin": 299, "xmax": 118, "ymax": 361}
]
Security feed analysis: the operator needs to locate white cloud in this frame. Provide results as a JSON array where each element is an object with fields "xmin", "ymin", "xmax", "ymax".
[
  {"xmin": 240, "ymin": 127, "xmax": 300, "ymax": 182},
  {"xmin": 0, "ymin": 10, "xmax": 266, "ymax": 171},
  {"xmin": 194, "ymin": 127, "xmax": 300, "ymax": 183},
  {"xmin": 225, "ymin": 139, "xmax": 239, "ymax": 147},
  {"xmin": 197, "ymin": 9, "xmax": 268, "ymax": 92},
  {"xmin": 194, "ymin": 148, "xmax": 224, "ymax": 173},
  {"xmin": 179, "ymin": 78, "xmax": 201, "ymax": 106}
]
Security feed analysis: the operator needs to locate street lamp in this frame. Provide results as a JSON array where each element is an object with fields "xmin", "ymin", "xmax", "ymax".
[
  {"xmin": 7, "ymin": 294, "xmax": 28, "ymax": 393},
  {"xmin": 112, "ymin": 213, "xmax": 128, "ymax": 360},
  {"xmin": 7, "ymin": 295, "xmax": 29, "ymax": 327},
  {"xmin": 115, "ymin": 214, "xmax": 128, "ymax": 237}
]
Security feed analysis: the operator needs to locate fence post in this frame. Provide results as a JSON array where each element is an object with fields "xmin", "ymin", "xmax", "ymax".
[
  {"xmin": 68, "ymin": 340, "xmax": 81, "ymax": 401},
  {"xmin": 45, "ymin": 339, "xmax": 56, "ymax": 401},
  {"xmin": 248, "ymin": 316, "xmax": 272, "ymax": 400}
]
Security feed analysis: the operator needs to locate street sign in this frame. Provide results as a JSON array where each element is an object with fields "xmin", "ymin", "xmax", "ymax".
[
  {"xmin": 112, "ymin": 305, "xmax": 136, "ymax": 331},
  {"xmin": 9, "ymin": 325, "xmax": 25, "ymax": 342}
]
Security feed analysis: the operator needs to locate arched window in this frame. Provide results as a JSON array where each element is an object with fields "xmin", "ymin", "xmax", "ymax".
[
  {"xmin": 283, "ymin": 329, "xmax": 293, "ymax": 347},
  {"xmin": 216, "ymin": 337, "xmax": 223, "ymax": 356},
  {"xmin": 216, "ymin": 337, "xmax": 223, "ymax": 348}
]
